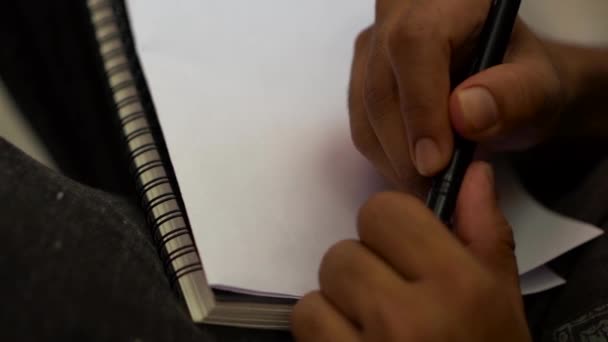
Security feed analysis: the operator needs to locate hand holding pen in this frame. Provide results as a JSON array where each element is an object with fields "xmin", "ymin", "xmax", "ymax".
[
  {"xmin": 348, "ymin": 0, "xmax": 569, "ymax": 202},
  {"xmin": 293, "ymin": 2, "xmax": 540, "ymax": 340},
  {"xmin": 293, "ymin": 0, "xmax": 608, "ymax": 340}
]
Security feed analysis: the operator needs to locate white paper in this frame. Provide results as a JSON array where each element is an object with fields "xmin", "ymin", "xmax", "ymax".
[
  {"xmin": 520, "ymin": 266, "xmax": 565, "ymax": 295},
  {"xmin": 495, "ymin": 162, "xmax": 602, "ymax": 275},
  {"xmin": 127, "ymin": 0, "xmax": 601, "ymax": 297}
]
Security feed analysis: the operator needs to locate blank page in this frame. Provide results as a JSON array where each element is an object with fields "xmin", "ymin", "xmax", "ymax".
[
  {"xmin": 127, "ymin": 0, "xmax": 601, "ymax": 297},
  {"xmin": 128, "ymin": 0, "xmax": 382, "ymax": 296}
]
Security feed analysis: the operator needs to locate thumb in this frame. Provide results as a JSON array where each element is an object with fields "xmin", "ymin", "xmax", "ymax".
[
  {"xmin": 453, "ymin": 162, "xmax": 519, "ymax": 285},
  {"xmin": 449, "ymin": 25, "xmax": 563, "ymax": 150}
]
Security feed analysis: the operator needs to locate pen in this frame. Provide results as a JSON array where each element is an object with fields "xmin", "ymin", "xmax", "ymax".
[{"xmin": 425, "ymin": 0, "xmax": 521, "ymax": 224}]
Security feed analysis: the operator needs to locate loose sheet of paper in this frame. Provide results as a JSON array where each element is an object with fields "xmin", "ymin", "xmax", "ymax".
[
  {"xmin": 127, "ymin": 0, "xmax": 601, "ymax": 297},
  {"xmin": 520, "ymin": 266, "xmax": 566, "ymax": 295},
  {"xmin": 495, "ymin": 162, "xmax": 602, "ymax": 274}
]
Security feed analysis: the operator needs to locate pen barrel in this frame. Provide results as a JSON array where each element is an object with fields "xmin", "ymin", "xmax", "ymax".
[
  {"xmin": 469, "ymin": 0, "xmax": 521, "ymax": 74},
  {"xmin": 426, "ymin": 137, "xmax": 475, "ymax": 224},
  {"xmin": 426, "ymin": 0, "xmax": 521, "ymax": 225}
]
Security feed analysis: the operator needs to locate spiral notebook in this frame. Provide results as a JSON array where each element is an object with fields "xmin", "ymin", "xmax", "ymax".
[{"xmin": 85, "ymin": 0, "xmax": 602, "ymax": 331}]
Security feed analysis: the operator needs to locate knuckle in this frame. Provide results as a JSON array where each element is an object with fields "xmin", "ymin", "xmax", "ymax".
[
  {"xmin": 319, "ymin": 240, "xmax": 360, "ymax": 281},
  {"xmin": 291, "ymin": 291, "xmax": 323, "ymax": 332},
  {"xmin": 385, "ymin": 11, "xmax": 440, "ymax": 54},
  {"xmin": 354, "ymin": 26, "xmax": 373, "ymax": 52},
  {"xmin": 362, "ymin": 77, "xmax": 396, "ymax": 121},
  {"xmin": 292, "ymin": 292, "xmax": 320, "ymax": 321},
  {"xmin": 324, "ymin": 239, "xmax": 356, "ymax": 261},
  {"xmin": 358, "ymin": 192, "xmax": 395, "ymax": 227},
  {"xmin": 357, "ymin": 192, "xmax": 418, "ymax": 238}
]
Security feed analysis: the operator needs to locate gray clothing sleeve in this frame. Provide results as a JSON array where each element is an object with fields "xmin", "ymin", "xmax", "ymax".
[{"xmin": 0, "ymin": 137, "xmax": 290, "ymax": 341}]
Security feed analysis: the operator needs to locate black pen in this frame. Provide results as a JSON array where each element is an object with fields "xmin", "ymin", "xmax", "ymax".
[{"xmin": 426, "ymin": 0, "xmax": 521, "ymax": 224}]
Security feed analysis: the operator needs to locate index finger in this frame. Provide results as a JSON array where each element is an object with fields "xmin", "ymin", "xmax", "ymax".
[
  {"xmin": 378, "ymin": 0, "xmax": 491, "ymax": 176},
  {"xmin": 386, "ymin": 4, "xmax": 453, "ymax": 176}
]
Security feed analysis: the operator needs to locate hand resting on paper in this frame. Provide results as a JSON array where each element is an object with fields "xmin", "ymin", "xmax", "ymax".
[
  {"xmin": 347, "ymin": 0, "xmax": 608, "ymax": 194},
  {"xmin": 291, "ymin": 162, "xmax": 532, "ymax": 341}
]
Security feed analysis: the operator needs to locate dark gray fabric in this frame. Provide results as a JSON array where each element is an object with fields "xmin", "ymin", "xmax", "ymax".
[
  {"xmin": 0, "ymin": 1, "xmax": 134, "ymax": 195},
  {"xmin": 522, "ymin": 158, "xmax": 608, "ymax": 341},
  {"xmin": 0, "ymin": 138, "xmax": 291, "ymax": 341}
]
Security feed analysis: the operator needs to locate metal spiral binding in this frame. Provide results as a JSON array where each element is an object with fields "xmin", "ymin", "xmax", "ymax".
[{"xmin": 86, "ymin": 0, "xmax": 215, "ymax": 322}]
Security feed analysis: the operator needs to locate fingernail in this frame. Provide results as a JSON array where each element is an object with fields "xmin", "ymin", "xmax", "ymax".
[
  {"xmin": 414, "ymin": 138, "xmax": 442, "ymax": 176},
  {"xmin": 457, "ymin": 87, "xmax": 498, "ymax": 132}
]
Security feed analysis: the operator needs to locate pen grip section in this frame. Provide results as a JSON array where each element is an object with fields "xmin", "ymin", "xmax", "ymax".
[{"xmin": 425, "ymin": 137, "xmax": 475, "ymax": 224}]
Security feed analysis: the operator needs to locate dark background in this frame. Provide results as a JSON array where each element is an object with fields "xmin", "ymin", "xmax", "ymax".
[{"xmin": 0, "ymin": 1, "xmax": 131, "ymax": 196}]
